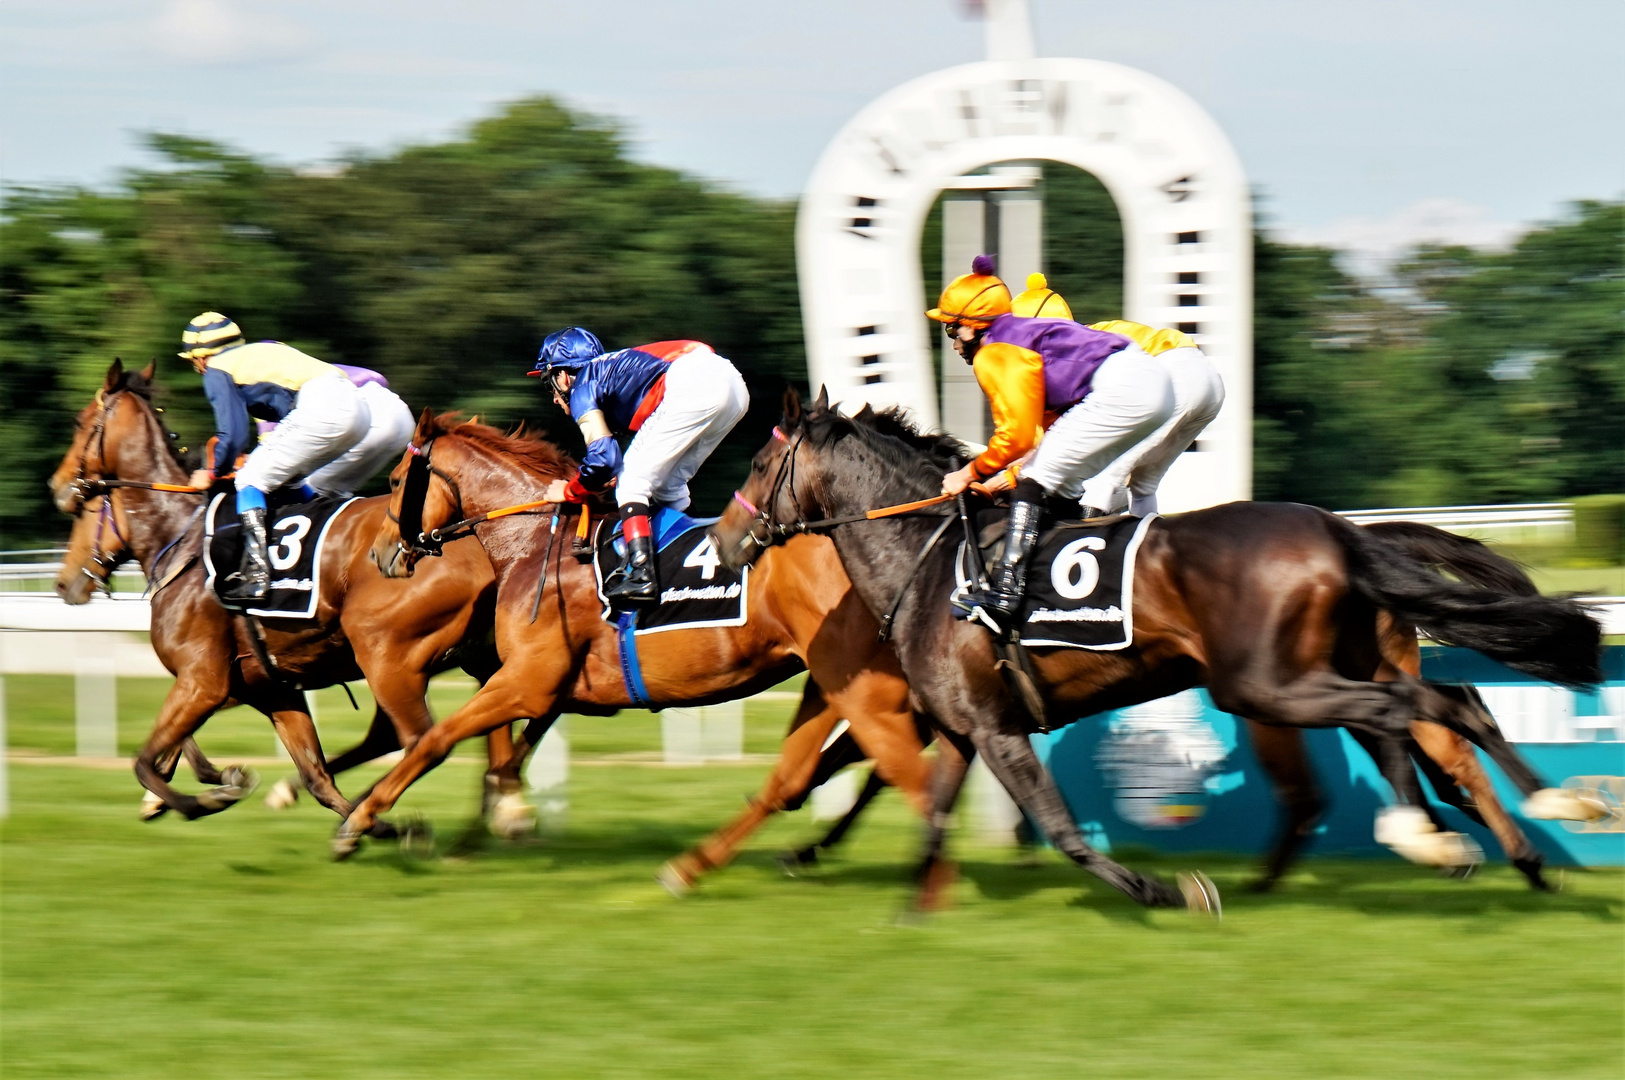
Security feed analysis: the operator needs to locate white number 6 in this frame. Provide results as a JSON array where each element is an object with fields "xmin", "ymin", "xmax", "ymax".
[
  {"xmin": 1050, "ymin": 536, "xmax": 1105, "ymax": 600},
  {"xmin": 269, "ymin": 515, "xmax": 312, "ymax": 571}
]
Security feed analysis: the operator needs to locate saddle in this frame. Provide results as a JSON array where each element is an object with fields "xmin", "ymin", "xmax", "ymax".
[{"xmin": 204, "ymin": 486, "xmax": 358, "ymax": 618}]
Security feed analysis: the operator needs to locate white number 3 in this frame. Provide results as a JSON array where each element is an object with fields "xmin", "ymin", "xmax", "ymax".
[
  {"xmin": 1050, "ymin": 536, "xmax": 1104, "ymax": 600},
  {"xmin": 269, "ymin": 515, "xmax": 312, "ymax": 571},
  {"xmin": 683, "ymin": 535, "xmax": 721, "ymax": 580}
]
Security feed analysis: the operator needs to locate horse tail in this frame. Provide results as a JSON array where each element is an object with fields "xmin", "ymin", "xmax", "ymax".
[
  {"xmin": 1360, "ymin": 520, "xmax": 1540, "ymax": 596},
  {"xmin": 1335, "ymin": 516, "xmax": 1602, "ymax": 690}
]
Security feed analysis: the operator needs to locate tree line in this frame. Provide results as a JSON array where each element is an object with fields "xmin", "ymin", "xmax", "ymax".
[{"xmin": 2, "ymin": 96, "xmax": 1619, "ymax": 545}]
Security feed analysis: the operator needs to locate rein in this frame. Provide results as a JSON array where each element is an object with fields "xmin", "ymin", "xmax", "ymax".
[{"xmin": 387, "ymin": 437, "xmax": 562, "ymax": 562}]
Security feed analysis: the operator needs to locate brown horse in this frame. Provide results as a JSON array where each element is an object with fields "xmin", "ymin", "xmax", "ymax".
[
  {"xmin": 48, "ymin": 359, "xmax": 530, "ymax": 828},
  {"xmin": 339, "ymin": 410, "xmax": 938, "ymax": 886},
  {"xmin": 713, "ymin": 392, "xmax": 1607, "ymax": 913}
]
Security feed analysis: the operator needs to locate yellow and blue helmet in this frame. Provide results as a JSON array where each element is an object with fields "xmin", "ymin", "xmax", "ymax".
[{"xmin": 179, "ymin": 312, "xmax": 245, "ymax": 360}]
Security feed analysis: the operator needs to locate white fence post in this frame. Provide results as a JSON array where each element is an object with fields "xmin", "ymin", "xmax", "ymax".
[
  {"xmin": 701, "ymin": 700, "xmax": 744, "ymax": 762},
  {"xmin": 0, "ymin": 674, "xmax": 10, "ymax": 818},
  {"xmin": 661, "ymin": 707, "xmax": 705, "ymax": 764},
  {"xmin": 73, "ymin": 636, "xmax": 117, "ymax": 758},
  {"xmin": 525, "ymin": 718, "xmax": 569, "ymax": 832},
  {"xmin": 968, "ymin": 757, "xmax": 1023, "ymax": 846}
]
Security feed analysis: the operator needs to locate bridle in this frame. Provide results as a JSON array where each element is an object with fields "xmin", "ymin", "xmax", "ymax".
[{"xmin": 384, "ymin": 438, "xmax": 466, "ymax": 565}]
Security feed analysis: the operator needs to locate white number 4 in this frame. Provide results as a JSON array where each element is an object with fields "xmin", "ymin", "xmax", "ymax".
[
  {"xmin": 683, "ymin": 535, "xmax": 721, "ymax": 581},
  {"xmin": 1050, "ymin": 536, "xmax": 1105, "ymax": 600}
]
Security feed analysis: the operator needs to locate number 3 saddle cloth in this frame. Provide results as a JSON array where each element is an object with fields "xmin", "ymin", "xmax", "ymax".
[{"xmin": 204, "ymin": 488, "xmax": 359, "ymax": 618}]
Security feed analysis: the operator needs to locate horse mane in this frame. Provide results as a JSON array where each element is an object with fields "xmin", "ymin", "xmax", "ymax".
[
  {"xmin": 108, "ymin": 361, "xmax": 194, "ymax": 469},
  {"xmin": 422, "ymin": 411, "xmax": 576, "ymax": 479},
  {"xmin": 803, "ymin": 401, "xmax": 969, "ymax": 470}
]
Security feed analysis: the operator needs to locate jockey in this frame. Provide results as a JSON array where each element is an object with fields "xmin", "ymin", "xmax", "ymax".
[
  {"xmin": 180, "ymin": 312, "xmax": 413, "ymax": 602},
  {"xmin": 929, "ymin": 257, "xmax": 1178, "ymax": 633},
  {"xmin": 529, "ymin": 327, "xmax": 749, "ymax": 609}
]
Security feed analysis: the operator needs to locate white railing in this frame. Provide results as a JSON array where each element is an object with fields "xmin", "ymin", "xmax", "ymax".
[{"xmin": 1339, "ymin": 502, "xmax": 1572, "ymax": 538}]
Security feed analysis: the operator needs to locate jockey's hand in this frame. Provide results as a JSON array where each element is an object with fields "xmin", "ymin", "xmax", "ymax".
[
  {"xmin": 188, "ymin": 469, "xmax": 212, "ymax": 490},
  {"xmin": 941, "ymin": 464, "xmax": 977, "ymax": 496},
  {"xmin": 980, "ymin": 469, "xmax": 1014, "ymax": 494},
  {"xmin": 543, "ymin": 478, "xmax": 572, "ymax": 504}
]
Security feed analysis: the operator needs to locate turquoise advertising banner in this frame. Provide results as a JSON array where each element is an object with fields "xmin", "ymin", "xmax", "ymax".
[{"xmin": 1037, "ymin": 646, "xmax": 1624, "ymax": 866}]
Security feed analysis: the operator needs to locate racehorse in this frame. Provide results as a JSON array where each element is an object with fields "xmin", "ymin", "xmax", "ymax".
[
  {"xmin": 711, "ymin": 390, "xmax": 1606, "ymax": 913},
  {"xmin": 48, "ymin": 359, "xmax": 533, "ymax": 830},
  {"xmin": 342, "ymin": 410, "xmax": 934, "ymax": 888}
]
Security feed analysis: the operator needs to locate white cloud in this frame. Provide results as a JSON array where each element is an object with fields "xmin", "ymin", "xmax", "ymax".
[
  {"xmin": 146, "ymin": 0, "xmax": 315, "ymax": 66},
  {"xmin": 1279, "ymin": 198, "xmax": 1527, "ymax": 279}
]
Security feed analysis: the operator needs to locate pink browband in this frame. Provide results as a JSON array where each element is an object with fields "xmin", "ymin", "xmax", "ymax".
[
  {"xmin": 771, "ymin": 426, "xmax": 788, "ymax": 442},
  {"xmin": 733, "ymin": 491, "xmax": 759, "ymax": 516},
  {"xmin": 407, "ymin": 443, "xmax": 424, "ymax": 456}
]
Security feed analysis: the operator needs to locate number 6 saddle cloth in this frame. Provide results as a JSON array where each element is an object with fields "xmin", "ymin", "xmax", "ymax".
[
  {"xmin": 951, "ymin": 513, "xmax": 1158, "ymax": 650},
  {"xmin": 590, "ymin": 507, "xmax": 748, "ymax": 633},
  {"xmin": 203, "ymin": 489, "xmax": 360, "ymax": 618}
]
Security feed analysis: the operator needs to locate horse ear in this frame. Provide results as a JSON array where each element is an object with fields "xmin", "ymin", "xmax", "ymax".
[
  {"xmin": 852, "ymin": 402, "xmax": 874, "ymax": 420},
  {"xmin": 782, "ymin": 386, "xmax": 802, "ymax": 428},
  {"xmin": 103, "ymin": 358, "xmax": 125, "ymax": 392},
  {"xmin": 813, "ymin": 385, "xmax": 830, "ymax": 414},
  {"xmin": 414, "ymin": 407, "xmax": 436, "ymax": 441},
  {"xmin": 139, "ymin": 357, "xmax": 157, "ymax": 383}
]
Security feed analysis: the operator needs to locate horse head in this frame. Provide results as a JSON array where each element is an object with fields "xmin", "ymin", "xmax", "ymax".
[
  {"xmin": 372, "ymin": 408, "xmax": 574, "ymax": 579},
  {"xmin": 54, "ymin": 491, "xmax": 133, "ymax": 604}
]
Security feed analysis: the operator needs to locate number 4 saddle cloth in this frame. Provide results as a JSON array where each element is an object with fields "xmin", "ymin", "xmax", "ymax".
[
  {"xmin": 951, "ymin": 513, "xmax": 1158, "ymax": 650},
  {"xmin": 590, "ymin": 507, "xmax": 748, "ymax": 633},
  {"xmin": 203, "ymin": 488, "xmax": 360, "ymax": 618}
]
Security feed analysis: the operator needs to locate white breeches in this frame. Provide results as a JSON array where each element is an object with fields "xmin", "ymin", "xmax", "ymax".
[
  {"xmin": 617, "ymin": 349, "xmax": 750, "ymax": 512},
  {"xmin": 1023, "ymin": 344, "xmax": 1175, "ymax": 502},
  {"xmin": 1077, "ymin": 346, "xmax": 1225, "ymax": 516},
  {"xmin": 236, "ymin": 375, "xmax": 370, "ymax": 494},
  {"xmin": 304, "ymin": 381, "xmax": 415, "ymax": 496}
]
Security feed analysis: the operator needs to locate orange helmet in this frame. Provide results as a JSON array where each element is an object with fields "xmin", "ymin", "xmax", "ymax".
[{"xmin": 925, "ymin": 255, "xmax": 1011, "ymax": 328}]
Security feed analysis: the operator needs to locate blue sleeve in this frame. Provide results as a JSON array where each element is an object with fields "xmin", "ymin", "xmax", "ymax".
[
  {"xmin": 577, "ymin": 435, "xmax": 623, "ymax": 492},
  {"xmin": 568, "ymin": 377, "xmax": 600, "ymax": 420},
  {"xmin": 203, "ymin": 368, "xmax": 252, "ymax": 475}
]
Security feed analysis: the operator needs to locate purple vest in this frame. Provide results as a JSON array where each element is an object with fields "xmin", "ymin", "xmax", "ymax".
[{"xmin": 981, "ymin": 315, "xmax": 1130, "ymax": 411}]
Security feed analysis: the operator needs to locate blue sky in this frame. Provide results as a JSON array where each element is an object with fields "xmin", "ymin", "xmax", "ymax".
[{"xmin": 3, "ymin": 0, "xmax": 1620, "ymax": 266}]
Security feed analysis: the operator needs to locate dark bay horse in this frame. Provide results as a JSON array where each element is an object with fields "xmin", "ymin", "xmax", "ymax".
[
  {"xmin": 47, "ymin": 360, "xmax": 531, "ymax": 829},
  {"xmin": 712, "ymin": 392, "xmax": 1606, "ymax": 913},
  {"xmin": 343, "ymin": 411, "xmax": 933, "ymax": 886}
]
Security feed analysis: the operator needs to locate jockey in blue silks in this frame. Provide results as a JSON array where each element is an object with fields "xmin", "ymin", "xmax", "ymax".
[{"xmin": 529, "ymin": 327, "xmax": 749, "ymax": 609}]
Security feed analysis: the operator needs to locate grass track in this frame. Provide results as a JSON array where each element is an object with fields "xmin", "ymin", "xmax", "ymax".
[{"xmin": 3, "ymin": 734, "xmax": 1622, "ymax": 1079}]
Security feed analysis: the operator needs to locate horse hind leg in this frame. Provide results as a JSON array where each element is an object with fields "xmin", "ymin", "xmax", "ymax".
[{"xmin": 1244, "ymin": 721, "xmax": 1326, "ymax": 893}]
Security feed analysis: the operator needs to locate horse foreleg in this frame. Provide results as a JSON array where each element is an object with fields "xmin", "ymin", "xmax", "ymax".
[
  {"xmin": 263, "ymin": 689, "xmax": 352, "ymax": 820},
  {"xmin": 1409, "ymin": 719, "xmax": 1549, "ymax": 890},
  {"xmin": 334, "ymin": 667, "xmax": 565, "ymax": 857},
  {"xmin": 910, "ymin": 727, "xmax": 973, "ymax": 914},
  {"xmin": 1244, "ymin": 720, "xmax": 1325, "ymax": 893},
  {"xmin": 133, "ymin": 675, "xmax": 238, "ymax": 820},
  {"xmin": 968, "ymin": 726, "xmax": 1190, "ymax": 910},
  {"xmin": 179, "ymin": 737, "xmax": 224, "ymax": 785},
  {"xmin": 660, "ymin": 683, "xmax": 841, "ymax": 893}
]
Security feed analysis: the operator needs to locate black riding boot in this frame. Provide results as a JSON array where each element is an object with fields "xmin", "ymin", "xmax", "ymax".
[
  {"xmin": 222, "ymin": 506, "xmax": 270, "ymax": 603},
  {"xmin": 606, "ymin": 509, "xmax": 660, "ymax": 610},
  {"xmin": 957, "ymin": 485, "xmax": 1043, "ymax": 634}
]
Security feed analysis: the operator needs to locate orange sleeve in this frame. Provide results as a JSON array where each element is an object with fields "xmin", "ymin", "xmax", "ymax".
[{"xmin": 970, "ymin": 342, "xmax": 1046, "ymax": 476}]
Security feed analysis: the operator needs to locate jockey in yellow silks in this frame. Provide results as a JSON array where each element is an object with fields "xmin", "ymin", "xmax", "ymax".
[{"xmin": 931, "ymin": 257, "xmax": 1223, "ymax": 633}]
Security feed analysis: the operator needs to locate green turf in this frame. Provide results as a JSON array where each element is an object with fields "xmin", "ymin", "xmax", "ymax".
[{"xmin": 2, "ymin": 745, "xmax": 1621, "ymax": 1078}]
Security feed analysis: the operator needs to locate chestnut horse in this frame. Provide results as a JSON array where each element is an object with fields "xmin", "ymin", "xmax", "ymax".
[
  {"xmin": 712, "ymin": 392, "xmax": 1606, "ymax": 913},
  {"xmin": 342, "ymin": 410, "xmax": 931, "ymax": 889},
  {"xmin": 48, "ymin": 360, "xmax": 530, "ymax": 828}
]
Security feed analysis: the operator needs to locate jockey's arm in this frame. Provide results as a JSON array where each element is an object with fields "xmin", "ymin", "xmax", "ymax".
[
  {"xmin": 551, "ymin": 409, "xmax": 619, "ymax": 504},
  {"xmin": 201, "ymin": 367, "xmax": 253, "ymax": 478},
  {"xmin": 971, "ymin": 343, "xmax": 1045, "ymax": 477}
]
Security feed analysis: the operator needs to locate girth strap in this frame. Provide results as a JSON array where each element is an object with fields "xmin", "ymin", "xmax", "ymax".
[{"xmin": 616, "ymin": 611, "xmax": 653, "ymax": 709}]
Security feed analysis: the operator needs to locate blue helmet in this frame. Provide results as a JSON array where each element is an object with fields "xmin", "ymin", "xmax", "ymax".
[{"xmin": 529, "ymin": 327, "xmax": 604, "ymax": 381}]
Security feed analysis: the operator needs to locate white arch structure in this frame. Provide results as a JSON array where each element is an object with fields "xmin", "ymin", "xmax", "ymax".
[{"xmin": 796, "ymin": 57, "xmax": 1253, "ymax": 509}]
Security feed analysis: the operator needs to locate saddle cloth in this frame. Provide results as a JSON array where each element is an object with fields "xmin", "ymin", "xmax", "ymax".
[
  {"xmin": 592, "ymin": 508, "xmax": 748, "ymax": 633},
  {"xmin": 952, "ymin": 513, "xmax": 1158, "ymax": 650},
  {"xmin": 203, "ymin": 489, "xmax": 359, "ymax": 618}
]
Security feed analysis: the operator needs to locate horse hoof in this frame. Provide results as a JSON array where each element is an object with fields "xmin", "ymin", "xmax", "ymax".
[
  {"xmin": 1522, "ymin": 788, "xmax": 1610, "ymax": 822},
  {"xmin": 488, "ymin": 792, "xmax": 538, "ymax": 841},
  {"xmin": 657, "ymin": 861, "xmax": 695, "ymax": 897},
  {"xmin": 399, "ymin": 816, "xmax": 435, "ymax": 859},
  {"xmin": 264, "ymin": 778, "xmax": 301, "ymax": 811},
  {"xmin": 332, "ymin": 827, "xmax": 362, "ymax": 861},
  {"xmin": 139, "ymin": 790, "xmax": 170, "ymax": 821},
  {"xmin": 221, "ymin": 766, "xmax": 259, "ymax": 795},
  {"xmin": 1177, "ymin": 871, "xmax": 1222, "ymax": 920}
]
